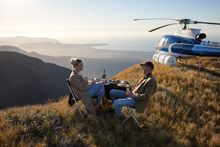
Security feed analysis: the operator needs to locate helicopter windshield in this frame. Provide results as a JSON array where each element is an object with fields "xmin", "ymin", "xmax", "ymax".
[
  {"xmin": 157, "ymin": 36, "xmax": 172, "ymax": 49},
  {"xmin": 157, "ymin": 35, "xmax": 182, "ymax": 50},
  {"xmin": 157, "ymin": 37, "xmax": 166, "ymax": 48}
]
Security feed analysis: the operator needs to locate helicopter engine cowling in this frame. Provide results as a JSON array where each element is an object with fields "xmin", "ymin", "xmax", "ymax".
[{"xmin": 152, "ymin": 52, "xmax": 176, "ymax": 66}]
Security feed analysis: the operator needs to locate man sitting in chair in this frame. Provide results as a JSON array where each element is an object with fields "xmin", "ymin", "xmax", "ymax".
[
  {"xmin": 110, "ymin": 61, "xmax": 157, "ymax": 118},
  {"xmin": 69, "ymin": 58, "xmax": 105, "ymax": 115}
]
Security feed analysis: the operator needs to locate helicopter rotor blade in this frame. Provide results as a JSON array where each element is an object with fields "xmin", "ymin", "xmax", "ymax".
[
  {"xmin": 134, "ymin": 18, "xmax": 220, "ymax": 31},
  {"xmin": 148, "ymin": 23, "xmax": 179, "ymax": 32},
  {"xmin": 192, "ymin": 21, "xmax": 220, "ymax": 25},
  {"xmin": 134, "ymin": 18, "xmax": 179, "ymax": 21}
]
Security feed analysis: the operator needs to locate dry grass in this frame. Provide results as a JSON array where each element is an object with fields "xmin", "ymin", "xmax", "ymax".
[
  {"xmin": 115, "ymin": 60, "xmax": 220, "ymax": 147},
  {"xmin": 0, "ymin": 58, "xmax": 219, "ymax": 146}
]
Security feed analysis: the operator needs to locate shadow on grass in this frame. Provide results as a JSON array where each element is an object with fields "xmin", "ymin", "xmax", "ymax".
[{"xmin": 74, "ymin": 105, "xmax": 183, "ymax": 147}]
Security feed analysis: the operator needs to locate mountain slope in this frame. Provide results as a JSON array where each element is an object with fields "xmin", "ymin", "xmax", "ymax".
[
  {"xmin": 0, "ymin": 51, "xmax": 71, "ymax": 109},
  {"xmin": 0, "ymin": 61, "xmax": 219, "ymax": 146}
]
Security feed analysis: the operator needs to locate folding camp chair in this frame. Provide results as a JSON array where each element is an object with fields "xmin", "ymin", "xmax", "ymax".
[
  {"xmin": 66, "ymin": 79, "xmax": 84, "ymax": 119},
  {"xmin": 122, "ymin": 106, "xmax": 141, "ymax": 127},
  {"xmin": 122, "ymin": 87, "xmax": 157, "ymax": 128}
]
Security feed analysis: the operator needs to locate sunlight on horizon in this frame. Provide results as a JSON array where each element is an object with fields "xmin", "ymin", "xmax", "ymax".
[
  {"xmin": 0, "ymin": 0, "xmax": 220, "ymax": 48},
  {"xmin": 1, "ymin": 0, "xmax": 32, "ymax": 9}
]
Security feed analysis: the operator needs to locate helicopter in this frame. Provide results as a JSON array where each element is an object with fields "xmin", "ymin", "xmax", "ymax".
[{"xmin": 134, "ymin": 18, "xmax": 220, "ymax": 66}]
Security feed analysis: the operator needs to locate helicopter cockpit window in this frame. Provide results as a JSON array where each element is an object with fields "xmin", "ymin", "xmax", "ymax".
[
  {"xmin": 164, "ymin": 39, "xmax": 171, "ymax": 48},
  {"xmin": 158, "ymin": 37, "xmax": 166, "ymax": 48}
]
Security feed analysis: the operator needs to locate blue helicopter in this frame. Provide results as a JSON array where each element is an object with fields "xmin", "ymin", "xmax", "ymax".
[{"xmin": 134, "ymin": 18, "xmax": 220, "ymax": 66}]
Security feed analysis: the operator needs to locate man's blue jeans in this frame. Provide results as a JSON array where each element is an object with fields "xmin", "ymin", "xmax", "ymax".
[
  {"xmin": 88, "ymin": 83, "xmax": 105, "ymax": 105},
  {"xmin": 110, "ymin": 89, "xmax": 135, "ymax": 117}
]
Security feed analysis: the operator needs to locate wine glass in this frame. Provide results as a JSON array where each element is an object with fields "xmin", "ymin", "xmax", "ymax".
[
  {"xmin": 93, "ymin": 75, "xmax": 97, "ymax": 82},
  {"xmin": 126, "ymin": 82, "xmax": 130, "ymax": 91}
]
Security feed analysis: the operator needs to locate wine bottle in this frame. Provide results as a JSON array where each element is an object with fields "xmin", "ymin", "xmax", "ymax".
[{"xmin": 102, "ymin": 69, "xmax": 107, "ymax": 82}]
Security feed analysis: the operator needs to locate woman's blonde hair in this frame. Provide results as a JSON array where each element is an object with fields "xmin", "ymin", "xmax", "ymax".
[{"xmin": 70, "ymin": 58, "xmax": 83, "ymax": 66}]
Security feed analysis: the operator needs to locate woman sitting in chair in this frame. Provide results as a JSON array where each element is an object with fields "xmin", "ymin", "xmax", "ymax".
[{"xmin": 69, "ymin": 58, "xmax": 105, "ymax": 115}]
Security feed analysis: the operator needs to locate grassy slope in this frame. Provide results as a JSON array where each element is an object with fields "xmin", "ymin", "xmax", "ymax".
[{"xmin": 0, "ymin": 61, "xmax": 219, "ymax": 147}]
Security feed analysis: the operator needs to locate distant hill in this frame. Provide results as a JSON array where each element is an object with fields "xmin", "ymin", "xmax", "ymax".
[
  {"xmin": 0, "ymin": 61, "xmax": 219, "ymax": 146},
  {"xmin": 0, "ymin": 45, "xmax": 27, "ymax": 54},
  {"xmin": 0, "ymin": 45, "xmax": 153, "ymax": 77},
  {"xmin": 0, "ymin": 51, "xmax": 71, "ymax": 109},
  {"xmin": 0, "ymin": 36, "xmax": 150, "ymax": 59},
  {"xmin": 19, "ymin": 41, "xmax": 150, "ymax": 59},
  {"xmin": 0, "ymin": 36, "xmax": 154, "ymax": 77}
]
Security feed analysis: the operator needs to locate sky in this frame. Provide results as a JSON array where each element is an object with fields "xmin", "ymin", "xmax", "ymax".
[{"xmin": 1, "ymin": 0, "xmax": 220, "ymax": 51}]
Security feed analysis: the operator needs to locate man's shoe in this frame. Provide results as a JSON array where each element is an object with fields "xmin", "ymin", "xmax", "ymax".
[{"xmin": 102, "ymin": 99, "xmax": 112, "ymax": 106}]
